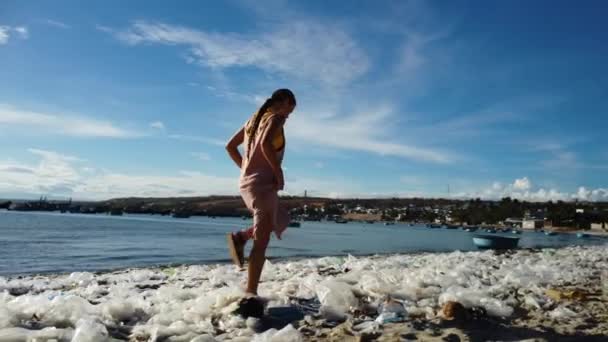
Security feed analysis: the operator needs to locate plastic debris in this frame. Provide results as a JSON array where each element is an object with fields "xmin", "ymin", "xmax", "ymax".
[
  {"xmin": 548, "ymin": 306, "xmax": 578, "ymax": 320},
  {"xmin": 71, "ymin": 318, "xmax": 109, "ymax": 342},
  {"xmin": 375, "ymin": 297, "xmax": 407, "ymax": 324},
  {"xmin": 251, "ymin": 324, "xmax": 303, "ymax": 342},
  {"xmin": 0, "ymin": 244, "xmax": 605, "ymax": 341},
  {"xmin": 545, "ymin": 288, "xmax": 587, "ymax": 302},
  {"xmin": 315, "ymin": 279, "xmax": 357, "ymax": 319}
]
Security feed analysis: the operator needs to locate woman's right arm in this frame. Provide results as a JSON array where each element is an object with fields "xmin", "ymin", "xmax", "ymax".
[{"xmin": 225, "ymin": 127, "xmax": 245, "ymax": 169}]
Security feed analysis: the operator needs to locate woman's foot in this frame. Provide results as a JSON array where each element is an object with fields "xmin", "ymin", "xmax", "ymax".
[
  {"xmin": 226, "ymin": 233, "xmax": 245, "ymax": 268},
  {"xmin": 234, "ymin": 296, "xmax": 266, "ymax": 318}
]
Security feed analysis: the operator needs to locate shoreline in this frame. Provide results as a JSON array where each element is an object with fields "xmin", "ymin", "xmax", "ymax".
[
  {"xmin": 1, "ymin": 244, "xmax": 607, "ymax": 341},
  {"xmin": 3, "ymin": 238, "xmax": 607, "ymax": 279}
]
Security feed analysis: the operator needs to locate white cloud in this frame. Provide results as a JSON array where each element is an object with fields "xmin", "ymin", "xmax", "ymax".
[
  {"xmin": 2, "ymin": 150, "xmax": 606, "ymax": 202},
  {"xmin": 452, "ymin": 177, "xmax": 608, "ymax": 202},
  {"xmin": 513, "ymin": 177, "xmax": 531, "ymax": 191},
  {"xmin": 45, "ymin": 20, "xmax": 70, "ymax": 29},
  {"xmin": 0, "ymin": 149, "xmax": 237, "ymax": 199},
  {"xmin": 288, "ymin": 105, "xmax": 452, "ymax": 163},
  {"xmin": 103, "ymin": 20, "xmax": 369, "ymax": 86},
  {"xmin": 0, "ymin": 149, "xmax": 83, "ymax": 196},
  {"xmin": 191, "ymin": 152, "xmax": 211, "ymax": 161},
  {"xmin": 0, "ymin": 27, "xmax": 8, "ymax": 44},
  {"xmin": 167, "ymin": 134, "xmax": 225, "ymax": 146},
  {"xmin": 149, "ymin": 121, "xmax": 165, "ymax": 130},
  {"xmin": 0, "ymin": 25, "xmax": 28, "ymax": 44},
  {"xmin": 14, "ymin": 26, "xmax": 28, "ymax": 39},
  {"xmin": 0, "ymin": 104, "xmax": 140, "ymax": 138}
]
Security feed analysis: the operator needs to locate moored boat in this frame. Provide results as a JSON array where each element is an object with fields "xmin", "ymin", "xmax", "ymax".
[
  {"xmin": 484, "ymin": 227, "xmax": 497, "ymax": 233},
  {"xmin": 472, "ymin": 234, "xmax": 520, "ymax": 249},
  {"xmin": 288, "ymin": 221, "xmax": 301, "ymax": 228},
  {"xmin": 576, "ymin": 232, "xmax": 589, "ymax": 238}
]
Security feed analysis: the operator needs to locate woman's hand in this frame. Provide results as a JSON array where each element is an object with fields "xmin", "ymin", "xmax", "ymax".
[{"xmin": 274, "ymin": 169, "xmax": 284, "ymax": 191}]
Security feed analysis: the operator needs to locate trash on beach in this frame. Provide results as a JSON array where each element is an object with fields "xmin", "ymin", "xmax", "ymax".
[
  {"xmin": 315, "ymin": 279, "xmax": 357, "ymax": 320},
  {"xmin": 375, "ymin": 296, "xmax": 407, "ymax": 324},
  {"xmin": 71, "ymin": 318, "xmax": 109, "ymax": 342},
  {"xmin": 545, "ymin": 288, "xmax": 588, "ymax": 302},
  {"xmin": 0, "ymin": 245, "xmax": 606, "ymax": 341},
  {"xmin": 548, "ymin": 306, "xmax": 578, "ymax": 320},
  {"xmin": 251, "ymin": 324, "xmax": 303, "ymax": 342}
]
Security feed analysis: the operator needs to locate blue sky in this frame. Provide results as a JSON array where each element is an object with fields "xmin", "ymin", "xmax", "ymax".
[{"xmin": 1, "ymin": 0, "xmax": 607, "ymax": 201}]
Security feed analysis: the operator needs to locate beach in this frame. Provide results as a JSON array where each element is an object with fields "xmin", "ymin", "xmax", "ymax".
[{"xmin": 1, "ymin": 244, "xmax": 607, "ymax": 341}]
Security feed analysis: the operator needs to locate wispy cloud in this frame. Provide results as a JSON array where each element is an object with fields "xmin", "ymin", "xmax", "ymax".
[
  {"xmin": 0, "ymin": 149, "xmax": 83, "ymax": 196},
  {"xmin": 0, "ymin": 104, "xmax": 140, "ymax": 138},
  {"xmin": 167, "ymin": 134, "xmax": 225, "ymax": 146},
  {"xmin": 0, "ymin": 149, "xmax": 236, "ymax": 199},
  {"xmin": 149, "ymin": 121, "xmax": 165, "ymax": 130},
  {"xmin": 190, "ymin": 152, "xmax": 211, "ymax": 161},
  {"xmin": 44, "ymin": 19, "xmax": 70, "ymax": 29},
  {"xmin": 101, "ymin": 20, "xmax": 369, "ymax": 86},
  {"xmin": 288, "ymin": 105, "xmax": 453, "ymax": 163},
  {"xmin": 0, "ymin": 25, "xmax": 28, "ymax": 44},
  {"xmin": 2, "ymin": 149, "xmax": 606, "ymax": 202}
]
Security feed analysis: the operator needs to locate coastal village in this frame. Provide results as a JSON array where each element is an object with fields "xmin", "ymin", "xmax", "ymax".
[{"xmin": 2, "ymin": 195, "xmax": 607, "ymax": 233}]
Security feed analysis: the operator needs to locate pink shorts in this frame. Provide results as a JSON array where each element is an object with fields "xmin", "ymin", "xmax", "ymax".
[{"xmin": 240, "ymin": 185, "xmax": 289, "ymax": 240}]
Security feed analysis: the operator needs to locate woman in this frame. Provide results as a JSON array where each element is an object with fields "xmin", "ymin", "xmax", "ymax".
[{"xmin": 225, "ymin": 88, "xmax": 296, "ymax": 297}]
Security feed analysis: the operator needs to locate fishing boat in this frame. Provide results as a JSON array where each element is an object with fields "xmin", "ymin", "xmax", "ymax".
[
  {"xmin": 384, "ymin": 222, "xmax": 395, "ymax": 226},
  {"xmin": 446, "ymin": 224, "xmax": 460, "ymax": 229},
  {"xmin": 484, "ymin": 227, "xmax": 497, "ymax": 233},
  {"xmin": 288, "ymin": 221, "xmax": 301, "ymax": 228},
  {"xmin": 472, "ymin": 234, "xmax": 520, "ymax": 250},
  {"xmin": 427, "ymin": 223, "xmax": 442, "ymax": 228},
  {"xmin": 365, "ymin": 220, "xmax": 375, "ymax": 224},
  {"xmin": 335, "ymin": 218, "xmax": 348, "ymax": 224},
  {"xmin": 576, "ymin": 232, "xmax": 589, "ymax": 238},
  {"xmin": 511, "ymin": 229, "xmax": 522, "ymax": 234},
  {"xmin": 464, "ymin": 226, "xmax": 478, "ymax": 232},
  {"xmin": 545, "ymin": 231, "xmax": 557, "ymax": 236}
]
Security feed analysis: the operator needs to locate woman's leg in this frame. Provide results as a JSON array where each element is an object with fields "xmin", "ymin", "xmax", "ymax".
[
  {"xmin": 246, "ymin": 214, "xmax": 272, "ymax": 295},
  {"xmin": 236, "ymin": 226, "xmax": 255, "ymax": 242}
]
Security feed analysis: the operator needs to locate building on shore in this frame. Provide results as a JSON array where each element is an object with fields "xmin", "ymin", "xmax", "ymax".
[{"xmin": 505, "ymin": 217, "xmax": 544, "ymax": 229}]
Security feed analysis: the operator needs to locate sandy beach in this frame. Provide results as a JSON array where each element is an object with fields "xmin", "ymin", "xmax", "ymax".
[{"xmin": 1, "ymin": 244, "xmax": 607, "ymax": 341}]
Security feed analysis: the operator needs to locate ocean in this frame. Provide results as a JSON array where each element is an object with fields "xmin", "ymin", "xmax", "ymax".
[{"xmin": 1, "ymin": 210, "xmax": 605, "ymax": 276}]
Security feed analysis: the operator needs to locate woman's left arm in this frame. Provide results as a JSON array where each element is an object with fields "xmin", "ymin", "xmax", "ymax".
[
  {"xmin": 260, "ymin": 117, "xmax": 285, "ymax": 190},
  {"xmin": 225, "ymin": 127, "xmax": 245, "ymax": 169}
]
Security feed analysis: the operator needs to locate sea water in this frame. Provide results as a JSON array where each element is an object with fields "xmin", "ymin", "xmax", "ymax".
[{"xmin": 1, "ymin": 210, "xmax": 606, "ymax": 276}]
